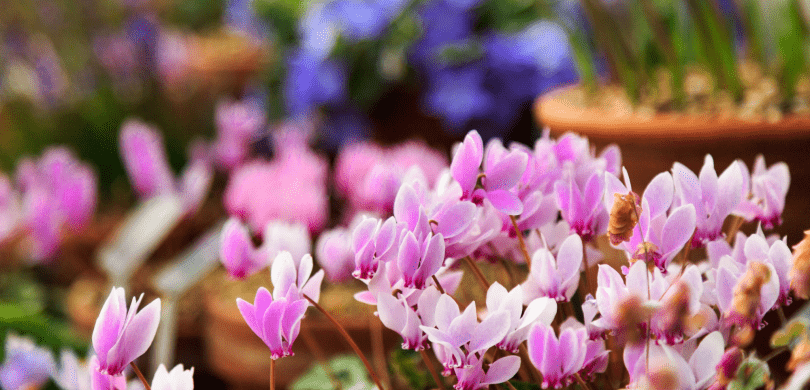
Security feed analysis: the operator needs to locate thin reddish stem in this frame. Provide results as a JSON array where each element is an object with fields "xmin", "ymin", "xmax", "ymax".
[
  {"xmin": 304, "ymin": 294, "xmax": 386, "ymax": 390},
  {"xmin": 510, "ymin": 216, "xmax": 532, "ymax": 268},
  {"xmin": 463, "ymin": 256, "xmax": 490, "ymax": 290},
  {"xmin": 130, "ymin": 362, "xmax": 151, "ymax": 390},
  {"xmin": 270, "ymin": 359, "xmax": 275, "ymax": 390},
  {"xmin": 419, "ymin": 349, "xmax": 447, "ymax": 390}
]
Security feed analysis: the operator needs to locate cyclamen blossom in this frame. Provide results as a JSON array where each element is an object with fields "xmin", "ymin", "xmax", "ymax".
[
  {"xmin": 624, "ymin": 331, "xmax": 725, "ymax": 390},
  {"xmin": 0, "ymin": 174, "xmax": 20, "ymax": 243},
  {"xmin": 220, "ymin": 218, "xmax": 269, "ymax": 279},
  {"xmin": 735, "ymin": 155, "xmax": 789, "ymax": 229},
  {"xmin": 90, "ymin": 355, "xmax": 127, "ymax": 390},
  {"xmin": 605, "ymin": 169, "xmax": 696, "ymax": 272},
  {"xmin": 522, "ymin": 234, "xmax": 583, "ymax": 302},
  {"xmin": 397, "ymin": 231, "xmax": 446, "ymax": 289},
  {"xmin": 150, "ymin": 364, "xmax": 194, "ymax": 390},
  {"xmin": 352, "ymin": 216, "xmax": 398, "ymax": 279},
  {"xmin": 271, "ymin": 251, "xmax": 325, "ymax": 304},
  {"xmin": 376, "ymin": 286, "xmax": 441, "ymax": 350},
  {"xmin": 315, "ymin": 226, "xmax": 356, "ymax": 283},
  {"xmin": 486, "ymin": 282, "xmax": 557, "ymax": 352},
  {"xmin": 527, "ymin": 324, "xmax": 588, "ymax": 389},
  {"xmin": 450, "ymin": 130, "xmax": 527, "ymax": 215},
  {"xmin": 672, "ymin": 155, "xmax": 743, "ymax": 247},
  {"xmin": 212, "ymin": 97, "xmax": 265, "ymax": 170},
  {"xmin": 236, "ymin": 287, "xmax": 308, "ymax": 359},
  {"xmin": 454, "ymin": 355, "xmax": 521, "ymax": 390},
  {"xmin": 554, "ymin": 172, "xmax": 607, "ymax": 242},
  {"xmin": 92, "ymin": 287, "xmax": 161, "ymax": 376},
  {"xmin": 119, "ymin": 120, "xmax": 212, "ymax": 213}
]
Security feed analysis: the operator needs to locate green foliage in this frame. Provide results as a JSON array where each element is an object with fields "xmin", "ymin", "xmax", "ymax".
[
  {"xmin": 291, "ymin": 355, "xmax": 374, "ymax": 390},
  {"xmin": 771, "ymin": 319, "xmax": 808, "ymax": 348},
  {"xmin": 508, "ymin": 380, "xmax": 542, "ymax": 390},
  {"xmin": 727, "ymin": 357, "xmax": 771, "ymax": 390},
  {"xmin": 389, "ymin": 348, "xmax": 432, "ymax": 390}
]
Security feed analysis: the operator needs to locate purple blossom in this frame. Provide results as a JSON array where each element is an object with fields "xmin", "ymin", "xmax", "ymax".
[
  {"xmin": 213, "ymin": 97, "xmax": 266, "ymax": 170},
  {"xmin": 554, "ymin": 172, "xmax": 606, "ymax": 242},
  {"xmin": 424, "ymin": 65, "xmax": 494, "ymax": 130},
  {"xmin": 527, "ymin": 324, "xmax": 588, "ymax": 389},
  {"xmin": 352, "ymin": 216, "xmax": 399, "ymax": 279},
  {"xmin": 90, "ymin": 355, "xmax": 127, "ymax": 390},
  {"xmin": 283, "ymin": 48, "xmax": 347, "ymax": 116},
  {"xmin": 450, "ymin": 130, "xmax": 527, "ymax": 215},
  {"xmin": 486, "ymin": 282, "xmax": 557, "ymax": 352},
  {"xmin": 605, "ymin": 170, "xmax": 697, "ymax": 272},
  {"xmin": 92, "ymin": 287, "xmax": 161, "ymax": 376},
  {"xmin": 523, "ymin": 234, "xmax": 583, "ymax": 302},
  {"xmin": 672, "ymin": 155, "xmax": 743, "ymax": 247},
  {"xmin": 236, "ymin": 287, "xmax": 309, "ymax": 359},
  {"xmin": 623, "ymin": 331, "xmax": 724, "ymax": 389},
  {"xmin": 270, "ymin": 251, "xmax": 325, "ymax": 304},
  {"xmin": 453, "ymin": 355, "xmax": 521, "ymax": 390},
  {"xmin": 397, "ymin": 231, "xmax": 446, "ymax": 289},
  {"xmin": 558, "ymin": 319, "xmax": 609, "ymax": 380},
  {"xmin": 315, "ymin": 227, "xmax": 356, "ymax": 283},
  {"xmin": 712, "ymin": 253, "xmax": 780, "ymax": 328},
  {"xmin": 219, "ymin": 218, "xmax": 269, "ymax": 280},
  {"xmin": 735, "ymin": 155, "xmax": 790, "ymax": 229},
  {"xmin": 0, "ymin": 333, "xmax": 55, "ymax": 390},
  {"xmin": 376, "ymin": 286, "xmax": 441, "ymax": 350}
]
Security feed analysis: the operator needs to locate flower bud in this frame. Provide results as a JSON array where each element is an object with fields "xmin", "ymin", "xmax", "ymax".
[
  {"xmin": 608, "ymin": 192, "xmax": 641, "ymax": 245},
  {"xmin": 790, "ymin": 231, "xmax": 810, "ymax": 300},
  {"xmin": 716, "ymin": 347, "xmax": 744, "ymax": 386}
]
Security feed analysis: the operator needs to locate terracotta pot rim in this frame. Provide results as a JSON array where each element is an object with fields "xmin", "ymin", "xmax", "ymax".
[{"xmin": 534, "ymin": 85, "xmax": 810, "ymax": 142}]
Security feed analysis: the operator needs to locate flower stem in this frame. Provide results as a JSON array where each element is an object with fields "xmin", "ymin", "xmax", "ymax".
[
  {"xmin": 431, "ymin": 275, "xmax": 446, "ymax": 294},
  {"xmin": 778, "ymin": 306, "xmax": 787, "ymax": 325},
  {"xmin": 463, "ymin": 256, "xmax": 490, "ymax": 290},
  {"xmin": 270, "ymin": 359, "xmax": 275, "ymax": 390},
  {"xmin": 510, "ymin": 216, "xmax": 532, "ymax": 268},
  {"xmin": 574, "ymin": 373, "xmax": 593, "ymax": 390},
  {"xmin": 763, "ymin": 346, "xmax": 789, "ymax": 362},
  {"xmin": 419, "ymin": 349, "xmax": 447, "ymax": 390},
  {"xmin": 303, "ymin": 294, "xmax": 386, "ymax": 390},
  {"xmin": 505, "ymin": 381, "xmax": 519, "ymax": 390},
  {"xmin": 130, "ymin": 362, "xmax": 151, "ymax": 390}
]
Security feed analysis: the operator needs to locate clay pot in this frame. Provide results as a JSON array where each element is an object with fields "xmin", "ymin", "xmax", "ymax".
[
  {"xmin": 535, "ymin": 86, "xmax": 810, "ymax": 243},
  {"xmin": 202, "ymin": 270, "xmax": 392, "ymax": 389}
]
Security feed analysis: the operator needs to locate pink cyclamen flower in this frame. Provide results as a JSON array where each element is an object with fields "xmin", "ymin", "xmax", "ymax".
[
  {"xmin": 735, "ymin": 155, "xmax": 790, "ymax": 230},
  {"xmin": 219, "ymin": 218, "xmax": 269, "ymax": 279},
  {"xmin": 554, "ymin": 172, "xmax": 607, "ymax": 242},
  {"xmin": 605, "ymin": 170, "xmax": 696, "ymax": 272},
  {"xmin": 92, "ymin": 287, "xmax": 161, "ymax": 376},
  {"xmin": 672, "ymin": 155, "xmax": 743, "ymax": 247},
  {"xmin": 397, "ymin": 231, "xmax": 446, "ymax": 289},
  {"xmin": 527, "ymin": 323, "xmax": 588, "ymax": 389},
  {"xmin": 352, "ymin": 216, "xmax": 398, "ymax": 279},
  {"xmin": 523, "ymin": 234, "xmax": 583, "ymax": 302},
  {"xmin": 150, "ymin": 364, "xmax": 194, "ymax": 390},
  {"xmin": 454, "ymin": 355, "xmax": 521, "ymax": 390},
  {"xmin": 451, "ymin": 130, "xmax": 527, "ymax": 215},
  {"xmin": 90, "ymin": 355, "xmax": 127, "ymax": 390},
  {"xmin": 213, "ymin": 98, "xmax": 265, "ymax": 170},
  {"xmin": 486, "ymin": 282, "xmax": 557, "ymax": 353},
  {"xmin": 236, "ymin": 287, "xmax": 309, "ymax": 359},
  {"xmin": 0, "ymin": 174, "xmax": 20, "ymax": 243},
  {"xmin": 270, "ymin": 251, "xmax": 324, "ymax": 303},
  {"xmin": 376, "ymin": 286, "xmax": 441, "ymax": 350},
  {"xmin": 315, "ymin": 227, "xmax": 356, "ymax": 283},
  {"xmin": 624, "ymin": 331, "xmax": 724, "ymax": 389}
]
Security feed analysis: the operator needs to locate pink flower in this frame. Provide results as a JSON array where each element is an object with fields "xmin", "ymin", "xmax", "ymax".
[
  {"xmin": 315, "ymin": 227, "xmax": 356, "ymax": 283},
  {"xmin": 624, "ymin": 331, "xmax": 724, "ymax": 389},
  {"xmin": 486, "ymin": 282, "xmax": 557, "ymax": 352},
  {"xmin": 236, "ymin": 287, "xmax": 309, "ymax": 359},
  {"xmin": 376, "ymin": 286, "xmax": 441, "ymax": 350},
  {"xmin": 523, "ymin": 234, "xmax": 583, "ymax": 302},
  {"xmin": 351, "ymin": 216, "xmax": 398, "ymax": 280},
  {"xmin": 92, "ymin": 287, "xmax": 161, "ymax": 376},
  {"xmin": 527, "ymin": 324, "xmax": 588, "ymax": 389},
  {"xmin": 150, "ymin": 364, "xmax": 194, "ymax": 390},
  {"xmin": 90, "ymin": 355, "xmax": 127, "ymax": 390},
  {"xmin": 735, "ymin": 155, "xmax": 790, "ymax": 230},
  {"xmin": 213, "ymin": 98, "xmax": 265, "ymax": 170},
  {"xmin": 453, "ymin": 355, "xmax": 521, "ymax": 390},
  {"xmin": 554, "ymin": 173, "xmax": 607, "ymax": 242},
  {"xmin": 219, "ymin": 218, "xmax": 269, "ymax": 279},
  {"xmin": 271, "ymin": 251, "xmax": 324, "ymax": 304},
  {"xmin": 672, "ymin": 155, "xmax": 743, "ymax": 247},
  {"xmin": 397, "ymin": 231, "xmax": 446, "ymax": 289}
]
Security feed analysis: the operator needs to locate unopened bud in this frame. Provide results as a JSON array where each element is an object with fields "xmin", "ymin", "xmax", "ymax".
[
  {"xmin": 790, "ymin": 231, "xmax": 810, "ymax": 300},
  {"xmin": 609, "ymin": 192, "xmax": 641, "ymax": 245},
  {"xmin": 716, "ymin": 347, "xmax": 744, "ymax": 386}
]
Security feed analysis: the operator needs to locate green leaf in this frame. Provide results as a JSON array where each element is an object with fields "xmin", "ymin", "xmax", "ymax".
[
  {"xmin": 771, "ymin": 319, "xmax": 808, "ymax": 348},
  {"xmin": 389, "ymin": 348, "xmax": 431, "ymax": 390},
  {"xmin": 728, "ymin": 357, "xmax": 771, "ymax": 390},
  {"xmin": 291, "ymin": 355, "xmax": 375, "ymax": 390}
]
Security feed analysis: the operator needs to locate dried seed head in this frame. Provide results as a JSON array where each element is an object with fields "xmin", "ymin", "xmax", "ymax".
[
  {"xmin": 632, "ymin": 242, "xmax": 660, "ymax": 265},
  {"xmin": 658, "ymin": 281, "xmax": 691, "ymax": 339},
  {"xmin": 614, "ymin": 295, "xmax": 650, "ymax": 344},
  {"xmin": 790, "ymin": 231, "xmax": 810, "ymax": 300},
  {"xmin": 609, "ymin": 192, "xmax": 641, "ymax": 245},
  {"xmin": 788, "ymin": 336, "xmax": 810, "ymax": 372},
  {"xmin": 728, "ymin": 262, "xmax": 770, "ymax": 346},
  {"xmin": 716, "ymin": 347, "xmax": 744, "ymax": 386}
]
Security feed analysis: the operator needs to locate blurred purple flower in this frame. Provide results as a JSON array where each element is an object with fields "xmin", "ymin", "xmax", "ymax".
[
  {"xmin": 527, "ymin": 324, "xmax": 588, "ymax": 389},
  {"xmin": 0, "ymin": 333, "xmax": 55, "ymax": 390},
  {"xmin": 220, "ymin": 218, "xmax": 269, "ymax": 280},
  {"xmin": 424, "ymin": 65, "xmax": 494, "ymax": 130},
  {"xmin": 283, "ymin": 49, "xmax": 347, "ymax": 116},
  {"xmin": 735, "ymin": 155, "xmax": 790, "ymax": 230}
]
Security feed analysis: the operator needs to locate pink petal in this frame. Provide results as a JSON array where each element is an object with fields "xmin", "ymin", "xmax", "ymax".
[
  {"xmin": 116, "ymin": 298, "xmax": 161, "ymax": 368},
  {"xmin": 468, "ymin": 311, "xmax": 509, "ymax": 353},
  {"xmin": 261, "ymin": 301, "xmax": 286, "ymax": 353},
  {"xmin": 643, "ymin": 172, "xmax": 674, "ymax": 219},
  {"xmin": 485, "ymin": 151, "xmax": 527, "ymax": 192},
  {"xmin": 271, "ymin": 252, "xmax": 297, "ymax": 299},
  {"xmin": 414, "ymin": 233, "xmax": 445, "ymax": 287},
  {"xmin": 435, "ymin": 294, "xmax": 460, "ymax": 330},
  {"xmin": 397, "ymin": 232, "xmax": 421, "ymax": 283},
  {"xmin": 661, "ymin": 204, "xmax": 696, "ymax": 260},
  {"xmin": 556, "ymin": 234, "xmax": 583, "ymax": 284},
  {"xmin": 237, "ymin": 298, "xmax": 260, "ymax": 337},
  {"xmin": 92, "ymin": 287, "xmax": 126, "ymax": 364},
  {"xmin": 394, "ymin": 184, "xmax": 421, "ymax": 231},
  {"xmin": 483, "ymin": 356, "xmax": 521, "ymax": 385},
  {"xmin": 487, "ymin": 189, "xmax": 523, "ymax": 215},
  {"xmin": 715, "ymin": 161, "xmax": 743, "ymax": 218},
  {"xmin": 699, "ymin": 155, "xmax": 719, "ymax": 211},
  {"xmin": 450, "ymin": 131, "xmax": 483, "ymax": 197}
]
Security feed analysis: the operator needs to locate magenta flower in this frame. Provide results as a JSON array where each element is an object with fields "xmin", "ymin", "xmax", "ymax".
[
  {"xmin": 219, "ymin": 218, "xmax": 269, "ymax": 279},
  {"xmin": 735, "ymin": 155, "xmax": 790, "ymax": 229},
  {"xmin": 0, "ymin": 174, "xmax": 20, "ymax": 243},
  {"xmin": 523, "ymin": 234, "xmax": 583, "ymax": 302},
  {"xmin": 92, "ymin": 287, "xmax": 161, "ymax": 376},
  {"xmin": 397, "ymin": 231, "xmax": 446, "ymax": 289},
  {"xmin": 261, "ymin": 220, "xmax": 312, "ymax": 264},
  {"xmin": 453, "ymin": 355, "xmax": 521, "ymax": 390},
  {"xmin": 624, "ymin": 331, "xmax": 724, "ymax": 389},
  {"xmin": 527, "ymin": 323, "xmax": 588, "ymax": 389},
  {"xmin": 150, "ymin": 364, "xmax": 194, "ymax": 390},
  {"xmin": 554, "ymin": 172, "xmax": 607, "ymax": 242},
  {"xmin": 376, "ymin": 286, "xmax": 441, "ymax": 350},
  {"xmin": 672, "ymin": 155, "xmax": 743, "ymax": 247},
  {"xmin": 236, "ymin": 287, "xmax": 309, "ymax": 359},
  {"xmin": 450, "ymin": 130, "xmax": 528, "ymax": 215},
  {"xmin": 270, "ymin": 251, "xmax": 324, "ymax": 303},
  {"xmin": 90, "ymin": 355, "xmax": 127, "ymax": 390},
  {"xmin": 352, "ymin": 216, "xmax": 398, "ymax": 279},
  {"xmin": 605, "ymin": 170, "xmax": 696, "ymax": 272},
  {"xmin": 315, "ymin": 227, "xmax": 356, "ymax": 283},
  {"xmin": 213, "ymin": 98, "xmax": 265, "ymax": 170},
  {"xmin": 486, "ymin": 282, "xmax": 557, "ymax": 352},
  {"xmin": 119, "ymin": 119, "xmax": 176, "ymax": 199}
]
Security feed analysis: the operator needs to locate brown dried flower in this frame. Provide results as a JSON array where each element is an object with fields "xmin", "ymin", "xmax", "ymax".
[
  {"xmin": 788, "ymin": 336, "xmax": 810, "ymax": 372},
  {"xmin": 729, "ymin": 262, "xmax": 771, "ymax": 346},
  {"xmin": 609, "ymin": 192, "xmax": 641, "ymax": 245},
  {"xmin": 790, "ymin": 231, "xmax": 810, "ymax": 300}
]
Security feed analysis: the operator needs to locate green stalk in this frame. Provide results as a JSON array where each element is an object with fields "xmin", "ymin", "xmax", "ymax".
[
  {"xmin": 684, "ymin": 0, "xmax": 742, "ymax": 99},
  {"xmin": 567, "ymin": 29, "xmax": 599, "ymax": 95},
  {"xmin": 639, "ymin": 0, "xmax": 685, "ymax": 107}
]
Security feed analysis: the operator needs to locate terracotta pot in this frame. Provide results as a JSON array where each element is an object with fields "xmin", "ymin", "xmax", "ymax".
[
  {"xmin": 535, "ymin": 86, "xmax": 810, "ymax": 243},
  {"xmin": 202, "ymin": 270, "xmax": 394, "ymax": 389}
]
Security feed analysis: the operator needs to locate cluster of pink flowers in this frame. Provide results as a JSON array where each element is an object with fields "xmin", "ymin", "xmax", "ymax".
[{"xmin": 0, "ymin": 147, "xmax": 97, "ymax": 262}]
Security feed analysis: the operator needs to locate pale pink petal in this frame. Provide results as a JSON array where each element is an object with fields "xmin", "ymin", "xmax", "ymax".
[
  {"xmin": 487, "ymin": 189, "xmax": 523, "ymax": 215},
  {"xmin": 485, "ymin": 151, "xmax": 528, "ymax": 191},
  {"xmin": 483, "ymin": 356, "xmax": 521, "ymax": 385},
  {"xmin": 468, "ymin": 311, "xmax": 510, "ymax": 353},
  {"xmin": 643, "ymin": 172, "xmax": 674, "ymax": 219}
]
